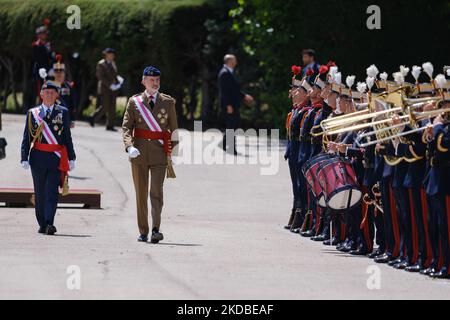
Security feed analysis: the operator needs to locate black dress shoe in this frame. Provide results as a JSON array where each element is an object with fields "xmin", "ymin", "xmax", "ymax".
[
  {"xmin": 340, "ymin": 241, "xmax": 356, "ymax": 253},
  {"xmin": 45, "ymin": 225, "xmax": 57, "ymax": 235},
  {"xmin": 350, "ymin": 248, "xmax": 369, "ymax": 256},
  {"xmin": 291, "ymin": 228, "xmax": 300, "ymax": 234},
  {"xmin": 323, "ymin": 237, "xmax": 340, "ymax": 246},
  {"xmin": 300, "ymin": 229, "xmax": 315, "ymax": 238},
  {"xmin": 394, "ymin": 261, "xmax": 411, "ymax": 270},
  {"xmin": 420, "ymin": 267, "xmax": 437, "ymax": 276},
  {"xmin": 312, "ymin": 234, "xmax": 327, "ymax": 242},
  {"xmin": 89, "ymin": 116, "xmax": 95, "ymax": 127},
  {"xmin": 106, "ymin": 126, "xmax": 117, "ymax": 132},
  {"xmin": 388, "ymin": 257, "xmax": 404, "ymax": 267},
  {"xmin": 138, "ymin": 235, "xmax": 148, "ymax": 243},
  {"xmin": 368, "ymin": 249, "xmax": 383, "ymax": 259},
  {"xmin": 405, "ymin": 262, "xmax": 424, "ymax": 273},
  {"xmin": 429, "ymin": 267, "xmax": 450, "ymax": 279},
  {"xmin": 38, "ymin": 226, "xmax": 47, "ymax": 234},
  {"xmin": 374, "ymin": 253, "xmax": 394, "ymax": 264},
  {"xmin": 151, "ymin": 230, "xmax": 164, "ymax": 244}
]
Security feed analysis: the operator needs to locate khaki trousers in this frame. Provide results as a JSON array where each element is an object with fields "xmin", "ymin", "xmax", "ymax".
[
  {"xmin": 91, "ymin": 92, "xmax": 117, "ymax": 127},
  {"xmin": 131, "ymin": 163, "xmax": 166, "ymax": 235}
]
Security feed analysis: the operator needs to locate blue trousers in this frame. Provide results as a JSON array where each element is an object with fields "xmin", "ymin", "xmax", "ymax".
[{"xmin": 31, "ymin": 166, "xmax": 60, "ymax": 227}]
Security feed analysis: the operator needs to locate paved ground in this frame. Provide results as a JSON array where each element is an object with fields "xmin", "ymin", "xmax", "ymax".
[{"xmin": 0, "ymin": 114, "xmax": 449, "ymax": 300}]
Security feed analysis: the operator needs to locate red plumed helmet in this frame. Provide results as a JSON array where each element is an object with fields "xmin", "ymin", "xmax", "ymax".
[
  {"xmin": 326, "ymin": 61, "xmax": 336, "ymax": 68},
  {"xmin": 291, "ymin": 65, "xmax": 302, "ymax": 76},
  {"xmin": 319, "ymin": 65, "xmax": 329, "ymax": 74},
  {"xmin": 55, "ymin": 54, "xmax": 62, "ymax": 62},
  {"xmin": 43, "ymin": 18, "xmax": 50, "ymax": 26}
]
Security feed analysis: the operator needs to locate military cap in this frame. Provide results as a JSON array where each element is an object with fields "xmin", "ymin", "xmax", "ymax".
[
  {"xmin": 143, "ymin": 66, "xmax": 161, "ymax": 77},
  {"xmin": 41, "ymin": 80, "xmax": 60, "ymax": 92},
  {"xmin": 102, "ymin": 47, "xmax": 116, "ymax": 54}
]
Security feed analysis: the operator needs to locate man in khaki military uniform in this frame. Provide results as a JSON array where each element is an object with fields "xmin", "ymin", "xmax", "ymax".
[
  {"xmin": 122, "ymin": 66, "xmax": 178, "ymax": 243},
  {"xmin": 90, "ymin": 48, "xmax": 122, "ymax": 131}
]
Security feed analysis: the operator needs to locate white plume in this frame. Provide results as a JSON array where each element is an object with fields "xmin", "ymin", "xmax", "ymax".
[
  {"xmin": 357, "ymin": 82, "xmax": 367, "ymax": 94},
  {"xmin": 380, "ymin": 72, "xmax": 388, "ymax": 81},
  {"xmin": 329, "ymin": 66, "xmax": 338, "ymax": 77},
  {"xmin": 346, "ymin": 75, "xmax": 356, "ymax": 88},
  {"xmin": 435, "ymin": 74, "xmax": 447, "ymax": 89},
  {"xmin": 334, "ymin": 72, "xmax": 342, "ymax": 85},
  {"xmin": 393, "ymin": 72, "xmax": 405, "ymax": 86},
  {"xmin": 366, "ymin": 76, "xmax": 375, "ymax": 90},
  {"xmin": 400, "ymin": 65, "xmax": 410, "ymax": 77},
  {"xmin": 422, "ymin": 62, "xmax": 434, "ymax": 79},
  {"xmin": 366, "ymin": 65, "xmax": 379, "ymax": 78},
  {"xmin": 446, "ymin": 68, "xmax": 450, "ymax": 77},
  {"xmin": 39, "ymin": 68, "xmax": 47, "ymax": 79},
  {"xmin": 412, "ymin": 66, "xmax": 422, "ymax": 81}
]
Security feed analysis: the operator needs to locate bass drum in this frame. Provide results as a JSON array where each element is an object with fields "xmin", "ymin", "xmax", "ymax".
[
  {"xmin": 302, "ymin": 153, "xmax": 334, "ymax": 208},
  {"xmin": 317, "ymin": 158, "xmax": 362, "ymax": 210}
]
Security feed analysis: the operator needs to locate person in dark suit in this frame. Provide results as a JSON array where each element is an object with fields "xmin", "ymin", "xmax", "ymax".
[
  {"xmin": 218, "ymin": 54, "xmax": 254, "ymax": 155},
  {"xmin": 21, "ymin": 79, "xmax": 76, "ymax": 235}
]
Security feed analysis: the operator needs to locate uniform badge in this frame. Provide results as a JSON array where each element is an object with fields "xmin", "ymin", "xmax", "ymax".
[
  {"xmin": 54, "ymin": 125, "xmax": 59, "ymax": 131},
  {"xmin": 157, "ymin": 113, "xmax": 163, "ymax": 119},
  {"xmin": 54, "ymin": 113, "xmax": 63, "ymax": 124},
  {"xmin": 160, "ymin": 118, "xmax": 166, "ymax": 124},
  {"xmin": 161, "ymin": 109, "xmax": 166, "ymax": 115}
]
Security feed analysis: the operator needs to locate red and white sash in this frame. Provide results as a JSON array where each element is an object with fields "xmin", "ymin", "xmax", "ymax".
[
  {"xmin": 132, "ymin": 95, "xmax": 164, "ymax": 144},
  {"xmin": 30, "ymin": 107, "xmax": 61, "ymax": 158}
]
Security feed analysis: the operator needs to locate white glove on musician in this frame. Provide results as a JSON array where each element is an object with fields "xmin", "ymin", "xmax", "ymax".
[
  {"xmin": 69, "ymin": 160, "xmax": 76, "ymax": 171},
  {"xmin": 128, "ymin": 147, "xmax": 140, "ymax": 159}
]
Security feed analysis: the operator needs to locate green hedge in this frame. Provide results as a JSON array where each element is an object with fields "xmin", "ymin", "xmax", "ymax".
[{"xmin": 0, "ymin": 0, "xmax": 220, "ymax": 124}]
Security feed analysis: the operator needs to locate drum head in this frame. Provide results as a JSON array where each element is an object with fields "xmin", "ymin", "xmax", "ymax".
[{"xmin": 327, "ymin": 188, "xmax": 362, "ymax": 210}]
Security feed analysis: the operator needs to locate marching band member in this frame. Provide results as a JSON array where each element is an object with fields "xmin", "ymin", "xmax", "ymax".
[
  {"xmin": 288, "ymin": 71, "xmax": 313, "ymax": 233},
  {"xmin": 52, "ymin": 54, "xmax": 78, "ymax": 128},
  {"xmin": 422, "ymin": 89, "xmax": 450, "ymax": 278},
  {"xmin": 284, "ymin": 66, "xmax": 304, "ymax": 230}
]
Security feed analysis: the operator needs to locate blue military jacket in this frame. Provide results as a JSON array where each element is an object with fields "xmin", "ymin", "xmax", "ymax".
[{"xmin": 21, "ymin": 104, "xmax": 76, "ymax": 168}]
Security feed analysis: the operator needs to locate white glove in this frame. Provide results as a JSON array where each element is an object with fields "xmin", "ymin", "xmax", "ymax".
[
  {"xmin": 69, "ymin": 160, "xmax": 75, "ymax": 171},
  {"xmin": 109, "ymin": 83, "xmax": 121, "ymax": 91},
  {"xmin": 128, "ymin": 147, "xmax": 140, "ymax": 159},
  {"xmin": 117, "ymin": 75, "xmax": 124, "ymax": 85},
  {"xmin": 21, "ymin": 161, "xmax": 30, "ymax": 170}
]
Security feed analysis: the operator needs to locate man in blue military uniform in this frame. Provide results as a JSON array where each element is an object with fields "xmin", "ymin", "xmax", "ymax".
[
  {"xmin": 21, "ymin": 78, "xmax": 76, "ymax": 235},
  {"xmin": 422, "ymin": 108, "xmax": 450, "ymax": 278}
]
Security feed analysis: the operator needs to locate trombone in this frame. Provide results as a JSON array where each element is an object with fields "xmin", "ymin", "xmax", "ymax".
[{"xmin": 356, "ymin": 106, "xmax": 450, "ymax": 148}]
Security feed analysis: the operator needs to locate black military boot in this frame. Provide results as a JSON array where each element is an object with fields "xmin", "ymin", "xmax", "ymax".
[
  {"xmin": 284, "ymin": 208, "xmax": 296, "ymax": 230},
  {"xmin": 290, "ymin": 209, "xmax": 303, "ymax": 233}
]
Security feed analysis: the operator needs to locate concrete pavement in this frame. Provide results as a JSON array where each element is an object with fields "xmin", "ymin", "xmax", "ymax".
[{"xmin": 0, "ymin": 114, "xmax": 449, "ymax": 300}]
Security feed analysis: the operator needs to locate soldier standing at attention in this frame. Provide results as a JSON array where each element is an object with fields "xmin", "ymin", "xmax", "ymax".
[
  {"xmin": 122, "ymin": 66, "xmax": 178, "ymax": 244},
  {"xmin": 90, "ymin": 48, "xmax": 123, "ymax": 131}
]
